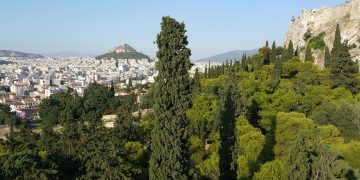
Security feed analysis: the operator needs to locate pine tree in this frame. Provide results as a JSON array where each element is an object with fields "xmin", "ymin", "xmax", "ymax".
[
  {"xmin": 304, "ymin": 44, "xmax": 314, "ymax": 62},
  {"xmin": 324, "ymin": 46, "xmax": 331, "ymax": 68},
  {"xmin": 330, "ymin": 24, "xmax": 359, "ymax": 93},
  {"xmin": 149, "ymin": 16, "xmax": 193, "ymax": 180},
  {"xmin": 270, "ymin": 41, "xmax": 277, "ymax": 64},
  {"xmin": 115, "ymin": 59, "xmax": 119, "ymax": 68}
]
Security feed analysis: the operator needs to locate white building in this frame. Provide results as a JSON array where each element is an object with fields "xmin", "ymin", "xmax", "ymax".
[{"xmin": 10, "ymin": 84, "xmax": 28, "ymax": 96}]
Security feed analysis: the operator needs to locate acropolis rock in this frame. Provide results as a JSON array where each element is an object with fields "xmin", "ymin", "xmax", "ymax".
[{"xmin": 284, "ymin": 0, "xmax": 360, "ymax": 68}]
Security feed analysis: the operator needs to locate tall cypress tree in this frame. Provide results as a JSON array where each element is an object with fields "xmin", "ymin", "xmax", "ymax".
[
  {"xmin": 149, "ymin": 16, "xmax": 192, "ymax": 180},
  {"xmin": 304, "ymin": 44, "xmax": 314, "ymax": 62},
  {"xmin": 270, "ymin": 41, "xmax": 277, "ymax": 64},
  {"xmin": 204, "ymin": 65, "xmax": 208, "ymax": 78},
  {"xmin": 286, "ymin": 40, "xmax": 294, "ymax": 60},
  {"xmin": 324, "ymin": 46, "xmax": 331, "ymax": 68},
  {"xmin": 115, "ymin": 59, "xmax": 119, "ymax": 68},
  {"xmin": 330, "ymin": 24, "xmax": 359, "ymax": 93},
  {"xmin": 294, "ymin": 46, "xmax": 299, "ymax": 57},
  {"xmin": 286, "ymin": 136, "xmax": 310, "ymax": 180},
  {"xmin": 262, "ymin": 41, "xmax": 271, "ymax": 65},
  {"xmin": 192, "ymin": 68, "xmax": 201, "ymax": 94}
]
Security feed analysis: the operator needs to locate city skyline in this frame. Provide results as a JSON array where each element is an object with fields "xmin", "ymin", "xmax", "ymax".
[{"xmin": 0, "ymin": 0, "xmax": 345, "ymax": 60}]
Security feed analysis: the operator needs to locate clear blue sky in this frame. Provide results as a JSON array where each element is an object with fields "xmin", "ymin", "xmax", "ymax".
[{"xmin": 0, "ymin": 0, "xmax": 345, "ymax": 60}]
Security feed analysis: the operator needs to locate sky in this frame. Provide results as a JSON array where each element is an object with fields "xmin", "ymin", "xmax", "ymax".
[{"xmin": 0, "ymin": 0, "xmax": 345, "ymax": 60}]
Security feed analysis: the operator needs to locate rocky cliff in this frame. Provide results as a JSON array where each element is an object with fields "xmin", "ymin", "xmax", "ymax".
[{"xmin": 284, "ymin": 0, "xmax": 360, "ymax": 68}]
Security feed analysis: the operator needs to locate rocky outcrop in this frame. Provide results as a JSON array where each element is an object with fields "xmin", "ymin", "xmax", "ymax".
[
  {"xmin": 96, "ymin": 44, "xmax": 151, "ymax": 61},
  {"xmin": 284, "ymin": 0, "xmax": 360, "ymax": 68}
]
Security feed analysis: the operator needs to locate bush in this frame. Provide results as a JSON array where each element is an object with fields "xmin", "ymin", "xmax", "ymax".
[{"xmin": 309, "ymin": 32, "xmax": 326, "ymax": 50}]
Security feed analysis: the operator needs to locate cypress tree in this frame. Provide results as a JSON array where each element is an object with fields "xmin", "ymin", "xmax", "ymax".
[
  {"xmin": 222, "ymin": 62, "xmax": 225, "ymax": 74},
  {"xmin": 333, "ymin": 24, "xmax": 342, "ymax": 51},
  {"xmin": 304, "ymin": 44, "xmax": 314, "ymax": 62},
  {"xmin": 192, "ymin": 68, "xmax": 201, "ymax": 94},
  {"xmin": 294, "ymin": 46, "xmax": 299, "ymax": 57},
  {"xmin": 286, "ymin": 136, "xmax": 310, "ymax": 180},
  {"xmin": 280, "ymin": 46, "xmax": 288, "ymax": 62},
  {"xmin": 204, "ymin": 64, "xmax": 208, "ymax": 78},
  {"xmin": 330, "ymin": 24, "xmax": 359, "ymax": 93},
  {"xmin": 270, "ymin": 41, "xmax": 277, "ymax": 64},
  {"xmin": 110, "ymin": 81, "xmax": 115, "ymax": 95},
  {"xmin": 263, "ymin": 41, "xmax": 271, "ymax": 65},
  {"xmin": 115, "ymin": 59, "xmax": 119, "ymax": 68},
  {"xmin": 208, "ymin": 60, "xmax": 211, "ymax": 71},
  {"xmin": 286, "ymin": 40, "xmax": 294, "ymax": 60},
  {"xmin": 270, "ymin": 47, "xmax": 282, "ymax": 93},
  {"xmin": 324, "ymin": 46, "xmax": 331, "ymax": 68},
  {"xmin": 149, "ymin": 16, "xmax": 192, "ymax": 180}
]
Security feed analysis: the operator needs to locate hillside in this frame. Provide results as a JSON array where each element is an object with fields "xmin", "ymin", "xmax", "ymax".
[
  {"xmin": 0, "ymin": 50, "xmax": 44, "ymax": 58},
  {"xmin": 96, "ymin": 44, "xmax": 150, "ymax": 60},
  {"xmin": 196, "ymin": 49, "xmax": 258, "ymax": 62},
  {"xmin": 284, "ymin": 0, "xmax": 360, "ymax": 68}
]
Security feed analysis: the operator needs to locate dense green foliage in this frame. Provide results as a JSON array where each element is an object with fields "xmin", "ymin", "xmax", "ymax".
[
  {"xmin": 309, "ymin": 32, "xmax": 326, "ymax": 50},
  {"xmin": 330, "ymin": 24, "xmax": 359, "ymax": 93},
  {"xmin": 1, "ymin": 82, "xmax": 149, "ymax": 179},
  {"xmin": 324, "ymin": 46, "xmax": 331, "ymax": 68},
  {"xmin": 0, "ymin": 104, "xmax": 16, "ymax": 128},
  {"xmin": 149, "ymin": 16, "xmax": 193, "ymax": 179}
]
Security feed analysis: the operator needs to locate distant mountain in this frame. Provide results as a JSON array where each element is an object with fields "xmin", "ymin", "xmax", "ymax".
[
  {"xmin": 43, "ymin": 51, "xmax": 96, "ymax": 58},
  {"xmin": 196, "ymin": 49, "xmax": 258, "ymax": 62},
  {"xmin": 0, "ymin": 50, "xmax": 44, "ymax": 58},
  {"xmin": 96, "ymin": 44, "xmax": 150, "ymax": 60}
]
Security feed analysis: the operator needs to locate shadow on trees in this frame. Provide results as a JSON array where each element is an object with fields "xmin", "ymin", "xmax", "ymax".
[
  {"xmin": 252, "ymin": 115, "xmax": 277, "ymax": 177},
  {"xmin": 219, "ymin": 89, "xmax": 237, "ymax": 180},
  {"xmin": 247, "ymin": 99, "xmax": 266, "ymax": 134}
]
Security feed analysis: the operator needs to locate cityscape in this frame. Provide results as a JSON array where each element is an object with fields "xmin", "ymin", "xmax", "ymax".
[{"xmin": 1, "ymin": 0, "xmax": 360, "ymax": 179}]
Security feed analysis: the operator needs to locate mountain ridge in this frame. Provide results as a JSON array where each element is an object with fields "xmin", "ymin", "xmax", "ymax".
[
  {"xmin": 0, "ymin": 50, "xmax": 44, "ymax": 58},
  {"xmin": 195, "ymin": 49, "xmax": 258, "ymax": 62}
]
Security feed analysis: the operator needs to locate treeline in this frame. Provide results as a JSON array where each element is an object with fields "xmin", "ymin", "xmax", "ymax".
[{"xmin": 1, "ymin": 17, "xmax": 360, "ymax": 179}]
